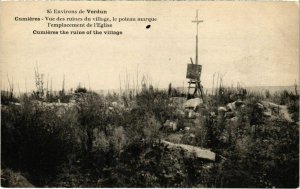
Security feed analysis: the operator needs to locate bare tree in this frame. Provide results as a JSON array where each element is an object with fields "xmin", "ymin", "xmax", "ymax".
[
  {"xmin": 212, "ymin": 72, "xmax": 216, "ymax": 95},
  {"xmin": 34, "ymin": 64, "xmax": 44, "ymax": 99},
  {"xmin": 7, "ymin": 74, "xmax": 14, "ymax": 99},
  {"xmin": 294, "ymin": 80, "xmax": 298, "ymax": 96}
]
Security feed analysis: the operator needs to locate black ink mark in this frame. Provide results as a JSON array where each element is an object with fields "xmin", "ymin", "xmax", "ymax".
[{"xmin": 146, "ymin": 25, "xmax": 151, "ymax": 29}]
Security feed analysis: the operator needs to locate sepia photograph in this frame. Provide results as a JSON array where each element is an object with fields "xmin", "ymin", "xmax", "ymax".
[{"xmin": 0, "ymin": 1, "xmax": 299, "ymax": 188}]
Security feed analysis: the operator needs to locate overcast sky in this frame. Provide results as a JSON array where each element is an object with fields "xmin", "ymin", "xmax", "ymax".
[{"xmin": 1, "ymin": 1, "xmax": 299, "ymax": 92}]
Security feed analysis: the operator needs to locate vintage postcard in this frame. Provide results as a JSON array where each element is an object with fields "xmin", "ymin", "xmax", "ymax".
[{"xmin": 0, "ymin": 1, "xmax": 299, "ymax": 188}]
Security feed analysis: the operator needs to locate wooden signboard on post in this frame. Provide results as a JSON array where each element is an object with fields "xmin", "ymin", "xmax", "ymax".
[{"xmin": 186, "ymin": 64, "xmax": 202, "ymax": 80}]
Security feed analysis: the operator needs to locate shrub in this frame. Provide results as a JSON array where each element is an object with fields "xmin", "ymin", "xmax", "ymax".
[
  {"xmin": 75, "ymin": 86, "xmax": 87, "ymax": 93},
  {"xmin": 136, "ymin": 89, "xmax": 176, "ymax": 123},
  {"xmin": 1, "ymin": 90, "xmax": 19, "ymax": 105},
  {"xmin": 1, "ymin": 100, "xmax": 83, "ymax": 186},
  {"xmin": 109, "ymin": 126, "xmax": 127, "ymax": 155}
]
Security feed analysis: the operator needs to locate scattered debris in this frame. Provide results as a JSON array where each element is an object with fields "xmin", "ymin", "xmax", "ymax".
[
  {"xmin": 10, "ymin": 102, "xmax": 21, "ymax": 106},
  {"xmin": 218, "ymin": 106, "xmax": 227, "ymax": 114},
  {"xmin": 161, "ymin": 140, "xmax": 216, "ymax": 161},
  {"xmin": 226, "ymin": 102, "xmax": 236, "ymax": 111},
  {"xmin": 184, "ymin": 98, "xmax": 203, "ymax": 111},
  {"xmin": 263, "ymin": 110, "xmax": 272, "ymax": 117},
  {"xmin": 112, "ymin": 101, "xmax": 119, "ymax": 107},
  {"xmin": 261, "ymin": 101, "xmax": 293, "ymax": 122},
  {"xmin": 209, "ymin": 112, "xmax": 216, "ymax": 117},
  {"xmin": 226, "ymin": 99, "xmax": 244, "ymax": 111},
  {"xmin": 163, "ymin": 120, "xmax": 178, "ymax": 131},
  {"xmin": 256, "ymin": 102, "xmax": 264, "ymax": 110},
  {"xmin": 184, "ymin": 127, "xmax": 190, "ymax": 131}
]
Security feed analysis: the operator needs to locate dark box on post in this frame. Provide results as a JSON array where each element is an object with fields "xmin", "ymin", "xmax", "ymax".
[{"xmin": 186, "ymin": 64, "xmax": 202, "ymax": 80}]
